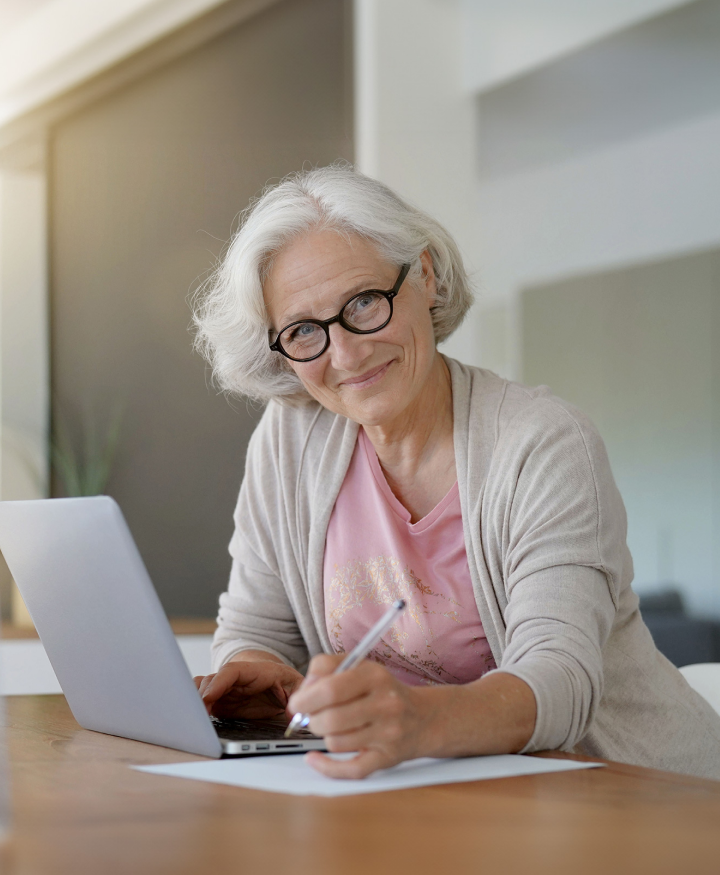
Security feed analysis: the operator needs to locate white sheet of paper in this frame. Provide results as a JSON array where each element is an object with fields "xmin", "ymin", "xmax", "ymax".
[{"xmin": 133, "ymin": 753, "xmax": 602, "ymax": 797}]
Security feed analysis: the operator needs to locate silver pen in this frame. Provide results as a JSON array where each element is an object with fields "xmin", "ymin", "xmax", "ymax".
[{"xmin": 284, "ymin": 598, "xmax": 407, "ymax": 738}]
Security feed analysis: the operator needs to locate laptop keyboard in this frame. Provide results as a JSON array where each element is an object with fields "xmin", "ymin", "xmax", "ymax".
[{"xmin": 211, "ymin": 716, "xmax": 320, "ymax": 741}]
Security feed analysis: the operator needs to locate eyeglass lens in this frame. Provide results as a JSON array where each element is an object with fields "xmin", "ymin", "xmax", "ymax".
[{"xmin": 278, "ymin": 292, "xmax": 391, "ymax": 361}]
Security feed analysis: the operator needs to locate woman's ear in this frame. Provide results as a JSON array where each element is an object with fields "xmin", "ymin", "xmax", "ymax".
[{"xmin": 419, "ymin": 249, "xmax": 437, "ymax": 306}]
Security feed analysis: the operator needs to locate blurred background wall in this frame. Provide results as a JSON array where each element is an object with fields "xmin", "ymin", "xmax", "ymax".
[
  {"xmin": 0, "ymin": 0, "xmax": 352, "ymax": 620},
  {"xmin": 523, "ymin": 252, "xmax": 720, "ymax": 617},
  {"xmin": 470, "ymin": 0, "xmax": 720, "ymax": 620},
  {"xmin": 1, "ymin": 0, "xmax": 719, "ymax": 631},
  {"xmin": 49, "ymin": 0, "xmax": 351, "ymax": 617}
]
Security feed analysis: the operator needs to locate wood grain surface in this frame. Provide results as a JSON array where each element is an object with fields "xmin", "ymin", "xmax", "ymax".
[{"xmin": 2, "ymin": 695, "xmax": 720, "ymax": 875}]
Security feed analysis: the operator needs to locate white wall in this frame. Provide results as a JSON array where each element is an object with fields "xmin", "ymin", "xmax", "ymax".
[
  {"xmin": 0, "ymin": 0, "xmax": 280, "ymax": 128},
  {"xmin": 477, "ymin": 109, "xmax": 720, "ymax": 366},
  {"xmin": 473, "ymin": 0, "xmax": 720, "ymax": 378},
  {"xmin": 354, "ymin": 0, "xmax": 481, "ymax": 366},
  {"xmin": 461, "ymin": 0, "xmax": 696, "ymax": 91}
]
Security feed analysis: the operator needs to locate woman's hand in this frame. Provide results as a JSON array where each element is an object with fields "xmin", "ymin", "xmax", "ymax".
[
  {"xmin": 288, "ymin": 655, "xmax": 537, "ymax": 779},
  {"xmin": 287, "ymin": 654, "xmax": 432, "ymax": 779},
  {"xmin": 194, "ymin": 656, "xmax": 305, "ymax": 721}
]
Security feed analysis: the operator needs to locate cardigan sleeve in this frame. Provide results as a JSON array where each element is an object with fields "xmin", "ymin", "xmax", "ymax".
[
  {"xmin": 490, "ymin": 398, "xmax": 627, "ymax": 752},
  {"xmin": 212, "ymin": 554, "xmax": 309, "ymax": 672},
  {"xmin": 211, "ymin": 409, "xmax": 310, "ymax": 673}
]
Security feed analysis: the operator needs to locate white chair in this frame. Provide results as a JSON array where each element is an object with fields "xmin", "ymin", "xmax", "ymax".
[{"xmin": 679, "ymin": 663, "xmax": 720, "ymax": 717}]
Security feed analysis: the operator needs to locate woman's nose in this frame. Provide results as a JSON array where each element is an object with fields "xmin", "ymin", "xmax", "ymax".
[{"xmin": 327, "ymin": 322, "xmax": 372, "ymax": 371}]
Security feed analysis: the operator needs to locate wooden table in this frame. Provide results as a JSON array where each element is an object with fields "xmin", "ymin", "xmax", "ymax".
[{"xmin": 2, "ymin": 695, "xmax": 720, "ymax": 875}]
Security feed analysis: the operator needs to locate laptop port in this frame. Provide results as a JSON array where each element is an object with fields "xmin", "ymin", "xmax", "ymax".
[
  {"xmin": 241, "ymin": 744, "xmax": 251, "ymax": 751},
  {"xmin": 275, "ymin": 743, "xmax": 301, "ymax": 749},
  {"xmin": 256, "ymin": 743, "xmax": 270, "ymax": 750}
]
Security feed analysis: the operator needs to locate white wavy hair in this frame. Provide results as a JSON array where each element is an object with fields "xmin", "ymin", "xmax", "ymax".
[{"xmin": 192, "ymin": 164, "xmax": 474, "ymax": 404}]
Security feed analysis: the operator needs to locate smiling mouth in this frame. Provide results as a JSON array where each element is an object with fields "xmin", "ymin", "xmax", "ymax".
[{"xmin": 341, "ymin": 361, "xmax": 392, "ymax": 389}]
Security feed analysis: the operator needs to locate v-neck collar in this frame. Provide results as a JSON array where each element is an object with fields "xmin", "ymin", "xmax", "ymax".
[{"xmin": 358, "ymin": 427, "xmax": 459, "ymax": 534}]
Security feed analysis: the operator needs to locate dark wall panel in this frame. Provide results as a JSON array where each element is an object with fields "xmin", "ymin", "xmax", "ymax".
[{"xmin": 50, "ymin": 0, "xmax": 352, "ymax": 616}]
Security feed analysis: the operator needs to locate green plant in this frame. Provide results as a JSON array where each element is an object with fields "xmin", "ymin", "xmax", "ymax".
[{"xmin": 51, "ymin": 405, "xmax": 123, "ymax": 497}]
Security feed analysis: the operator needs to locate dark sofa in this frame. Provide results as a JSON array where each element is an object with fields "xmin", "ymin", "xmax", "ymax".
[{"xmin": 639, "ymin": 590, "xmax": 720, "ymax": 668}]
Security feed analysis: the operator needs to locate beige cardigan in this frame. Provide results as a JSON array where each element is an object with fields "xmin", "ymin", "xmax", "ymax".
[{"xmin": 213, "ymin": 358, "xmax": 720, "ymax": 779}]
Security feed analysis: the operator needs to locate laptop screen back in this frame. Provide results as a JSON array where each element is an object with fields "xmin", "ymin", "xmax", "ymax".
[{"xmin": 0, "ymin": 497, "xmax": 222, "ymax": 758}]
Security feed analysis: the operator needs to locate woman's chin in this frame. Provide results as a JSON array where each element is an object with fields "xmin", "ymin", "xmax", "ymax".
[{"xmin": 338, "ymin": 387, "xmax": 405, "ymax": 428}]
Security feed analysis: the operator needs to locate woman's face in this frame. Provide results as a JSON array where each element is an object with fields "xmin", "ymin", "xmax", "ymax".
[{"xmin": 264, "ymin": 229, "xmax": 439, "ymax": 428}]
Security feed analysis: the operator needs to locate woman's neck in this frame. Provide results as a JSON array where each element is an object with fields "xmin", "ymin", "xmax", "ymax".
[{"xmin": 363, "ymin": 354, "xmax": 455, "ymax": 521}]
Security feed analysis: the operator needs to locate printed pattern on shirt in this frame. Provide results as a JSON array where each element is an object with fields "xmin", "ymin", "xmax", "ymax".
[{"xmin": 327, "ymin": 554, "xmax": 493, "ymax": 685}]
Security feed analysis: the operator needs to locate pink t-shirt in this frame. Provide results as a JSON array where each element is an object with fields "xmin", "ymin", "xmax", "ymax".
[{"xmin": 324, "ymin": 429, "xmax": 496, "ymax": 686}]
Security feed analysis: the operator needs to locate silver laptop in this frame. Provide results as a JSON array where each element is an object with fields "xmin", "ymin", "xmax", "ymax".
[{"xmin": 0, "ymin": 496, "xmax": 325, "ymax": 758}]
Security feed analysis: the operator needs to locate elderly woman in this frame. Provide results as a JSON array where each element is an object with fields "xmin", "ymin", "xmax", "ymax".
[{"xmin": 193, "ymin": 165, "xmax": 720, "ymax": 780}]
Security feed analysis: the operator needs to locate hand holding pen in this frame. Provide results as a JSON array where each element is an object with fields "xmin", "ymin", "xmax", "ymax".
[
  {"xmin": 285, "ymin": 598, "xmax": 407, "ymax": 736},
  {"xmin": 284, "ymin": 598, "xmax": 443, "ymax": 779}
]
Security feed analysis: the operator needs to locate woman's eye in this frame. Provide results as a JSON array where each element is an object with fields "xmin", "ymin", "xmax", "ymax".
[
  {"xmin": 288, "ymin": 323, "xmax": 318, "ymax": 341},
  {"xmin": 346, "ymin": 293, "xmax": 381, "ymax": 319}
]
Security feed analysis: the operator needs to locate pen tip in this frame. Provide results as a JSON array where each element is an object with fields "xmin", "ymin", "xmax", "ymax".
[{"xmin": 395, "ymin": 599, "xmax": 406, "ymax": 610}]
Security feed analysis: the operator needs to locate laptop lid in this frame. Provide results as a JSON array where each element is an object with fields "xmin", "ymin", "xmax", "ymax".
[{"xmin": 0, "ymin": 497, "xmax": 222, "ymax": 758}]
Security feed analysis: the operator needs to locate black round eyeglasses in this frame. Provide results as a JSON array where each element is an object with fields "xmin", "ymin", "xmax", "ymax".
[{"xmin": 269, "ymin": 263, "xmax": 411, "ymax": 363}]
